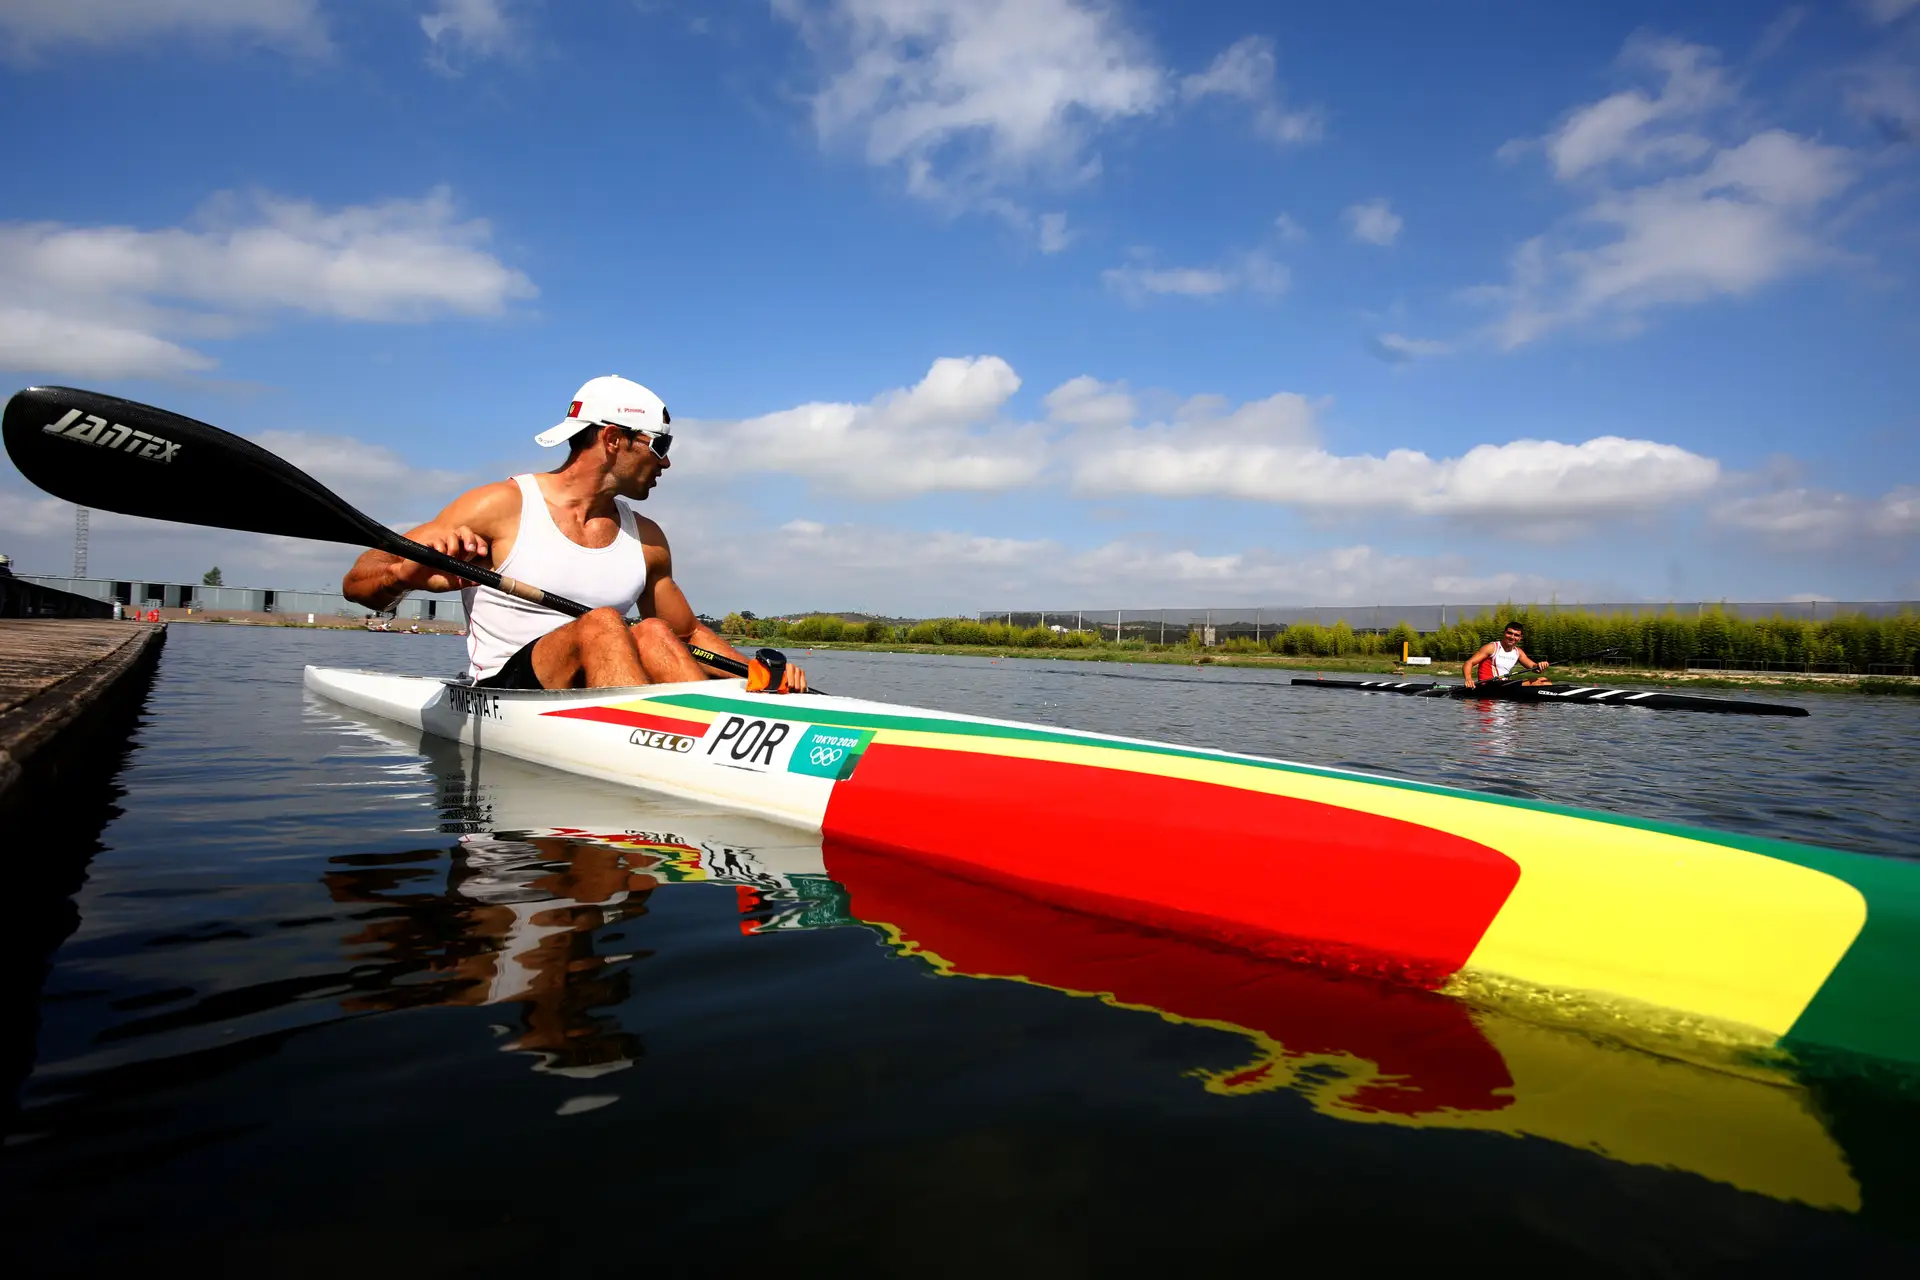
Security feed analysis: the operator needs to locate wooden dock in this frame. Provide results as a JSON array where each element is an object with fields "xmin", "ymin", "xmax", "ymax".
[{"xmin": 0, "ymin": 619, "xmax": 167, "ymax": 813}]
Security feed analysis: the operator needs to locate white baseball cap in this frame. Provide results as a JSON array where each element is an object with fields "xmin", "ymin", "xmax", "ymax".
[{"xmin": 534, "ymin": 375, "xmax": 672, "ymax": 448}]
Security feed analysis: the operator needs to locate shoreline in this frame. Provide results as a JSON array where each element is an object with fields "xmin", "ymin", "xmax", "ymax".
[
  {"xmin": 754, "ymin": 639, "xmax": 1920, "ymax": 696},
  {"xmin": 146, "ymin": 617, "xmax": 1916, "ymax": 695}
]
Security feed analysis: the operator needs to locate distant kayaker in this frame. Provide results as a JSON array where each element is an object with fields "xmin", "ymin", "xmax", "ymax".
[
  {"xmin": 1464, "ymin": 622, "xmax": 1549, "ymax": 688},
  {"xmin": 342, "ymin": 376, "xmax": 806, "ymax": 692}
]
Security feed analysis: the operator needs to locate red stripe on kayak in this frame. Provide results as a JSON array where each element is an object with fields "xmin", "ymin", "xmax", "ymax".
[
  {"xmin": 823, "ymin": 744, "xmax": 1519, "ymax": 985},
  {"xmin": 822, "ymin": 841, "xmax": 1514, "ymax": 1115},
  {"xmin": 541, "ymin": 705, "xmax": 709, "ymax": 736}
]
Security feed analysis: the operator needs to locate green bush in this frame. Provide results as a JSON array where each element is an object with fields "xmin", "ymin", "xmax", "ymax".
[
  {"xmin": 1407, "ymin": 605, "xmax": 1918, "ymax": 671},
  {"xmin": 784, "ymin": 615, "xmax": 845, "ymax": 642},
  {"xmin": 951, "ymin": 620, "xmax": 992, "ymax": 645}
]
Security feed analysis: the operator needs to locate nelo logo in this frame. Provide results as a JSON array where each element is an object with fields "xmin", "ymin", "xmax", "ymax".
[{"xmin": 43, "ymin": 408, "xmax": 181, "ymax": 463}]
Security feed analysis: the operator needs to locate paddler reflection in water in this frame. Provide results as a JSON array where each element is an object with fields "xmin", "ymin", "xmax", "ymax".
[
  {"xmin": 1463, "ymin": 621, "xmax": 1549, "ymax": 688},
  {"xmin": 342, "ymin": 375, "xmax": 806, "ymax": 692},
  {"xmin": 323, "ymin": 834, "xmax": 654, "ymax": 1077}
]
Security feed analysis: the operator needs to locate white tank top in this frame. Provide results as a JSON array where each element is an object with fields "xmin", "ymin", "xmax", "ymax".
[
  {"xmin": 461, "ymin": 474, "xmax": 653, "ymax": 680},
  {"xmin": 1488, "ymin": 644, "xmax": 1521, "ymax": 677}
]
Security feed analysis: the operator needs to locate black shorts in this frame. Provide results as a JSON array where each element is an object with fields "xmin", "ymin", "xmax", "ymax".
[{"xmin": 474, "ymin": 638, "xmax": 543, "ymax": 690}]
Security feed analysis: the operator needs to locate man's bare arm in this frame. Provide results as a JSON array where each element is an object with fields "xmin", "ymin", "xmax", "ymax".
[
  {"xmin": 1464, "ymin": 641, "xmax": 1496, "ymax": 686},
  {"xmin": 343, "ymin": 482, "xmax": 518, "ymax": 610}
]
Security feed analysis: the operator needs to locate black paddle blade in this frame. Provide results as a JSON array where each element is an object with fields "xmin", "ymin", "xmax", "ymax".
[{"xmin": 3, "ymin": 385, "xmax": 387, "ymax": 547}]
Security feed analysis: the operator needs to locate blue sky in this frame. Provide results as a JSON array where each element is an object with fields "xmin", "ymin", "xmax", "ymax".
[{"xmin": 2, "ymin": 0, "xmax": 1916, "ymax": 615}]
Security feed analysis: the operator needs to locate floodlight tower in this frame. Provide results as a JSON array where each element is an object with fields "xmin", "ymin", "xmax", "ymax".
[{"xmin": 73, "ymin": 506, "xmax": 89, "ymax": 577}]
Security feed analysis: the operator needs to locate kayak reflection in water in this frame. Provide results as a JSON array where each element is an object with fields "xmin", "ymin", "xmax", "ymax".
[{"xmin": 322, "ymin": 834, "xmax": 658, "ymax": 1079}]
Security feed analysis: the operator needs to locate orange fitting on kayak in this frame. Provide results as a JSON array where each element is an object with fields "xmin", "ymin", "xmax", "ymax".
[{"xmin": 745, "ymin": 647, "xmax": 789, "ymax": 694}]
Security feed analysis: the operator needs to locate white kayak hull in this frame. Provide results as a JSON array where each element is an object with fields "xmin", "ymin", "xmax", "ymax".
[{"xmin": 299, "ymin": 664, "xmax": 1920, "ymax": 1068}]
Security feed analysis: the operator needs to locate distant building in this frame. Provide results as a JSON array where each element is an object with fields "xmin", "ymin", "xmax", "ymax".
[{"xmin": 15, "ymin": 574, "xmax": 469, "ymax": 625}]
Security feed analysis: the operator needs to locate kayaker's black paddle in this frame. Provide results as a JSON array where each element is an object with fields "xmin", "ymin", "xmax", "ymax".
[{"xmin": 3, "ymin": 385, "xmax": 796, "ymax": 688}]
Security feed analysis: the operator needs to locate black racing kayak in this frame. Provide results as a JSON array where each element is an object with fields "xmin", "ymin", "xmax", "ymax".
[{"xmin": 1290, "ymin": 677, "xmax": 1810, "ymax": 717}]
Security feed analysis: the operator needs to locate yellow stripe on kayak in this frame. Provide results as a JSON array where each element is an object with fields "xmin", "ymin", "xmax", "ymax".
[
  {"xmin": 861, "ymin": 727, "xmax": 1867, "ymax": 1039},
  {"xmin": 605, "ymin": 696, "xmax": 722, "ymax": 726}
]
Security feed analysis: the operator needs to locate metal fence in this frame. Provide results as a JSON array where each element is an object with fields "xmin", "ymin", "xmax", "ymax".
[{"xmin": 977, "ymin": 601, "xmax": 1918, "ymax": 642}]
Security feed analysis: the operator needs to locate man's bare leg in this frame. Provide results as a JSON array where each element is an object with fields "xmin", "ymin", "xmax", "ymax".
[
  {"xmin": 628, "ymin": 616, "xmax": 704, "ymax": 682},
  {"xmin": 528, "ymin": 608, "xmax": 648, "ymax": 688}
]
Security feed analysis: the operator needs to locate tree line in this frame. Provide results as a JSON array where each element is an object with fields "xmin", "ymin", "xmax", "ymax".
[{"xmin": 720, "ymin": 606, "xmax": 1919, "ymax": 671}]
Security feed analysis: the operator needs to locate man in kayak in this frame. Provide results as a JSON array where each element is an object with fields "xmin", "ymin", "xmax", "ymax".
[
  {"xmin": 342, "ymin": 375, "xmax": 805, "ymax": 692},
  {"xmin": 1464, "ymin": 622, "xmax": 1549, "ymax": 688}
]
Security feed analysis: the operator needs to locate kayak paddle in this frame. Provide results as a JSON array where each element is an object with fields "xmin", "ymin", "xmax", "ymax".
[{"xmin": 1, "ymin": 385, "xmax": 786, "ymax": 685}]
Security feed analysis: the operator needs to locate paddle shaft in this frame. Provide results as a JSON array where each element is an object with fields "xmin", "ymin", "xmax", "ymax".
[{"xmin": 375, "ymin": 531, "xmax": 593, "ymax": 618}]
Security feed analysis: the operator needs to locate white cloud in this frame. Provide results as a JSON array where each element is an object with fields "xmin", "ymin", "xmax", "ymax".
[
  {"xmin": 1179, "ymin": 35, "xmax": 1325, "ymax": 145},
  {"xmin": 683, "ymin": 518, "xmax": 1588, "ymax": 615},
  {"xmin": 1478, "ymin": 35, "xmax": 1859, "ymax": 348},
  {"xmin": 1273, "ymin": 212, "xmax": 1307, "ymax": 241},
  {"xmin": 1535, "ymin": 37, "xmax": 1728, "ymax": 179},
  {"xmin": 0, "ymin": 309, "xmax": 214, "ymax": 379},
  {"xmin": 1861, "ymin": 0, "xmax": 1920, "ymax": 24},
  {"xmin": 1714, "ymin": 486, "xmax": 1920, "ymax": 548},
  {"xmin": 1367, "ymin": 333, "xmax": 1452, "ymax": 363},
  {"xmin": 1343, "ymin": 198, "xmax": 1402, "ymax": 246},
  {"xmin": 674, "ymin": 359, "xmax": 1725, "ymax": 530},
  {"xmin": 0, "ymin": 490, "xmax": 74, "ymax": 540},
  {"xmin": 0, "ymin": 0, "xmax": 326, "ymax": 58},
  {"xmin": 1751, "ymin": 8, "xmax": 1806, "ymax": 65},
  {"xmin": 421, "ymin": 0, "xmax": 516, "ymax": 71},
  {"xmin": 1844, "ymin": 46, "xmax": 1920, "ymax": 141},
  {"xmin": 1102, "ymin": 249, "xmax": 1289, "ymax": 303},
  {"xmin": 777, "ymin": 0, "xmax": 1163, "ymax": 211},
  {"xmin": 1037, "ymin": 212, "xmax": 1075, "ymax": 254},
  {"xmin": 0, "ymin": 188, "xmax": 536, "ymax": 378},
  {"xmin": 685, "ymin": 355, "xmax": 1046, "ymax": 497},
  {"xmin": 1042, "ymin": 374, "xmax": 1136, "ymax": 429},
  {"xmin": 1064, "ymin": 386, "xmax": 1719, "ymax": 526},
  {"xmin": 774, "ymin": 4, "xmax": 1321, "ymax": 245},
  {"xmin": 251, "ymin": 431, "xmax": 474, "ymax": 519}
]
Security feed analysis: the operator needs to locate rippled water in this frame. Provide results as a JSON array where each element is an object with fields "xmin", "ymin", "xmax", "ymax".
[{"xmin": 3, "ymin": 625, "xmax": 1917, "ymax": 1273}]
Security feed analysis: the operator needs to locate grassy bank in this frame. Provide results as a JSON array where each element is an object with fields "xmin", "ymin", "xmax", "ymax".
[{"xmin": 726, "ymin": 604, "xmax": 1917, "ymax": 694}]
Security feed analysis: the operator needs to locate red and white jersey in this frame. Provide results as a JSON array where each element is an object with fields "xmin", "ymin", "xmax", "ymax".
[{"xmin": 1479, "ymin": 644, "xmax": 1522, "ymax": 681}]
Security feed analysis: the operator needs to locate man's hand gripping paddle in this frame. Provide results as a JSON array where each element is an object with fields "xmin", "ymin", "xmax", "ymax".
[{"xmin": 2, "ymin": 385, "xmax": 810, "ymax": 689}]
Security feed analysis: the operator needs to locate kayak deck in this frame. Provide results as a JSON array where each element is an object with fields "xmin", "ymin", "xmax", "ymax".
[
  {"xmin": 1291, "ymin": 675, "xmax": 1810, "ymax": 716},
  {"xmin": 303, "ymin": 664, "xmax": 1920, "ymax": 1069}
]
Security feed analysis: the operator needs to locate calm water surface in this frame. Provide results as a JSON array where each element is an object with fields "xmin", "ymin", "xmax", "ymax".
[{"xmin": 4, "ymin": 626, "xmax": 1918, "ymax": 1275}]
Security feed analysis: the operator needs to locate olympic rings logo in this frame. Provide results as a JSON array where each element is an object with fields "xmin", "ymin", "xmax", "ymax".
[{"xmin": 808, "ymin": 745, "xmax": 846, "ymax": 767}]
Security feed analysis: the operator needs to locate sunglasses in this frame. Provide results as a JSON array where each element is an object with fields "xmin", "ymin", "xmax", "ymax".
[{"xmin": 614, "ymin": 426, "xmax": 671, "ymax": 459}]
